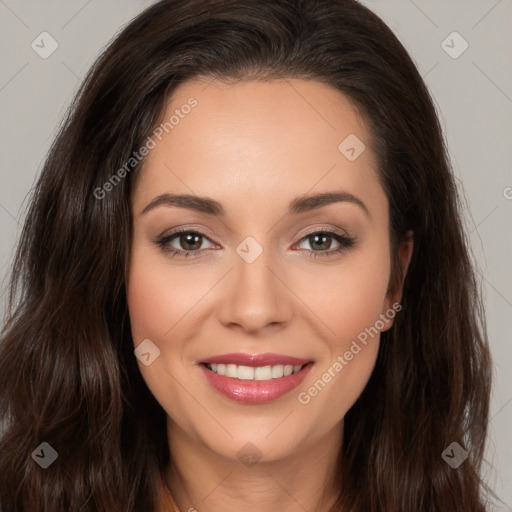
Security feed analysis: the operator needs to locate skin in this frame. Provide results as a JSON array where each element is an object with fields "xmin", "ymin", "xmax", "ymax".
[{"xmin": 127, "ymin": 78, "xmax": 413, "ymax": 512}]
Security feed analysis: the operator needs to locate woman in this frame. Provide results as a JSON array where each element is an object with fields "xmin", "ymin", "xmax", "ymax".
[{"xmin": 0, "ymin": 0, "xmax": 492, "ymax": 511}]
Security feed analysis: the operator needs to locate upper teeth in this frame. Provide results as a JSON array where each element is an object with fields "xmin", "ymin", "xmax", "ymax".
[{"xmin": 206, "ymin": 363, "xmax": 303, "ymax": 380}]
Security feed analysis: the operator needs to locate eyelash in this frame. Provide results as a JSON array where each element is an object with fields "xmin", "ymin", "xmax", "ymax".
[{"xmin": 155, "ymin": 227, "xmax": 356, "ymax": 260}]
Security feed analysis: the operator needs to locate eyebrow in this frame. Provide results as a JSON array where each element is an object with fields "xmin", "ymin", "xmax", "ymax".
[{"xmin": 140, "ymin": 191, "xmax": 370, "ymax": 218}]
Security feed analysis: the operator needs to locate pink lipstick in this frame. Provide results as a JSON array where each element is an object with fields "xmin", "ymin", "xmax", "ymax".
[{"xmin": 199, "ymin": 352, "xmax": 314, "ymax": 404}]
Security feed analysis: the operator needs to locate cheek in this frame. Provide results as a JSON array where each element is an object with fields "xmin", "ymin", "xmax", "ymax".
[
  {"xmin": 328, "ymin": 243, "xmax": 391, "ymax": 372},
  {"xmin": 296, "ymin": 239, "xmax": 392, "ymax": 347},
  {"xmin": 126, "ymin": 251, "xmax": 203, "ymax": 422},
  {"xmin": 127, "ymin": 249, "xmax": 207, "ymax": 342},
  {"xmin": 335, "ymin": 254, "xmax": 390, "ymax": 336},
  {"xmin": 293, "ymin": 242, "xmax": 390, "ymax": 419}
]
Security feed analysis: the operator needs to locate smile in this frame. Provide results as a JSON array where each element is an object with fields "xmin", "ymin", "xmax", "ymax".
[
  {"xmin": 204, "ymin": 363, "xmax": 304, "ymax": 380},
  {"xmin": 199, "ymin": 353, "xmax": 314, "ymax": 404}
]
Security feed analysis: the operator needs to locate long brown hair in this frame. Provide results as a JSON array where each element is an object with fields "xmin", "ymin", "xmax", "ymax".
[{"xmin": 0, "ymin": 0, "xmax": 492, "ymax": 510}]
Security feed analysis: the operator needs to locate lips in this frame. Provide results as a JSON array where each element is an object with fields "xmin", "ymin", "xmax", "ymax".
[
  {"xmin": 199, "ymin": 352, "xmax": 314, "ymax": 404},
  {"xmin": 200, "ymin": 352, "xmax": 311, "ymax": 367}
]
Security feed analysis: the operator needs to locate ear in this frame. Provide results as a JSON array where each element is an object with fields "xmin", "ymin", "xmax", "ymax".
[{"xmin": 382, "ymin": 230, "xmax": 414, "ymax": 330}]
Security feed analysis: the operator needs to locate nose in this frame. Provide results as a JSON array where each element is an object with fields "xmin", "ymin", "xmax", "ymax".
[{"xmin": 217, "ymin": 243, "xmax": 293, "ymax": 335}]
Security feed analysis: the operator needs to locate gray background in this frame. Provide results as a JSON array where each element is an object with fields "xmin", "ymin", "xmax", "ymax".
[{"xmin": 0, "ymin": 0, "xmax": 511, "ymax": 508}]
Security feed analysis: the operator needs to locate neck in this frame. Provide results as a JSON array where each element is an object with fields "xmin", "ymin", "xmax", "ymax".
[{"xmin": 164, "ymin": 418, "xmax": 343, "ymax": 512}]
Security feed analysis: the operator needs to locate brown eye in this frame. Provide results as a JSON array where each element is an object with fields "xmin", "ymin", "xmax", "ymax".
[
  {"xmin": 308, "ymin": 233, "xmax": 333, "ymax": 251},
  {"xmin": 177, "ymin": 232, "xmax": 203, "ymax": 251},
  {"xmin": 156, "ymin": 229, "xmax": 216, "ymax": 257},
  {"xmin": 295, "ymin": 229, "xmax": 356, "ymax": 259}
]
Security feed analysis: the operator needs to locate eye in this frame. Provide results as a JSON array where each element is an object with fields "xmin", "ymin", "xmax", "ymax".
[
  {"xmin": 294, "ymin": 229, "xmax": 356, "ymax": 258},
  {"xmin": 155, "ymin": 227, "xmax": 356, "ymax": 259},
  {"xmin": 155, "ymin": 229, "xmax": 217, "ymax": 258}
]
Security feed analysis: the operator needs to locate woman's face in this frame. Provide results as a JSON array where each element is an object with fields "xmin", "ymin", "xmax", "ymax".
[{"xmin": 127, "ymin": 78, "xmax": 411, "ymax": 463}]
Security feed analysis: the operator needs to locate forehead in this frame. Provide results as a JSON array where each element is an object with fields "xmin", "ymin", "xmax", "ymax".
[{"xmin": 133, "ymin": 78, "xmax": 385, "ymax": 220}]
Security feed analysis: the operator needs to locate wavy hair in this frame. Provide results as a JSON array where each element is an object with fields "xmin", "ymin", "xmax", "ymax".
[{"xmin": 0, "ymin": 0, "xmax": 492, "ymax": 510}]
